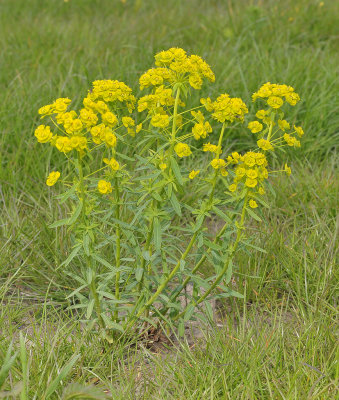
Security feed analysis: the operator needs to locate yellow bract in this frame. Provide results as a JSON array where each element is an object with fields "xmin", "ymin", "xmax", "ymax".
[
  {"xmin": 249, "ymin": 199, "xmax": 258, "ymax": 208},
  {"xmin": 103, "ymin": 158, "xmax": 120, "ymax": 171},
  {"xmin": 174, "ymin": 143, "xmax": 192, "ymax": 158},
  {"xmin": 201, "ymin": 94, "xmax": 248, "ymax": 123},
  {"xmin": 98, "ymin": 180, "xmax": 112, "ymax": 194},
  {"xmin": 35, "ymin": 125, "xmax": 53, "ymax": 143},
  {"xmin": 248, "ymin": 121, "xmax": 263, "ymax": 133},
  {"xmin": 46, "ymin": 171, "xmax": 60, "ymax": 186},
  {"xmin": 189, "ymin": 170, "xmax": 200, "ymax": 179}
]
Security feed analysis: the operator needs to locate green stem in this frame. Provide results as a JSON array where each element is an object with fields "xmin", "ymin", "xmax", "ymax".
[
  {"xmin": 114, "ymin": 177, "xmax": 121, "ymax": 321},
  {"xmin": 90, "ymin": 273, "xmax": 105, "ymax": 329},
  {"xmin": 169, "ymin": 87, "xmax": 181, "ymax": 157},
  {"xmin": 176, "ymin": 192, "xmax": 249, "ymax": 318},
  {"xmin": 138, "ymin": 216, "xmax": 154, "ymax": 293},
  {"xmin": 208, "ymin": 123, "xmax": 226, "ymax": 203},
  {"xmin": 77, "ymin": 153, "xmax": 105, "ymax": 329},
  {"xmin": 267, "ymin": 115, "xmax": 275, "ymax": 142},
  {"xmin": 124, "ymin": 230, "xmax": 199, "ymax": 331}
]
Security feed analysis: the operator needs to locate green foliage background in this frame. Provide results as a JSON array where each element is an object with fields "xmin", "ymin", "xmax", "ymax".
[{"xmin": 0, "ymin": 0, "xmax": 338, "ymax": 398}]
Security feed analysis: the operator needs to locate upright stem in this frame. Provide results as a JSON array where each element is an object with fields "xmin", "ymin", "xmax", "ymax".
[
  {"xmin": 138, "ymin": 216, "xmax": 154, "ymax": 293},
  {"xmin": 176, "ymin": 192, "xmax": 249, "ymax": 319},
  {"xmin": 124, "ymin": 230, "xmax": 199, "ymax": 330},
  {"xmin": 114, "ymin": 177, "xmax": 121, "ymax": 321},
  {"xmin": 90, "ymin": 274, "xmax": 105, "ymax": 329},
  {"xmin": 77, "ymin": 153, "xmax": 105, "ymax": 329},
  {"xmin": 169, "ymin": 87, "xmax": 181, "ymax": 156},
  {"xmin": 209, "ymin": 123, "xmax": 226, "ymax": 203},
  {"xmin": 195, "ymin": 191, "xmax": 248, "ymax": 306},
  {"xmin": 267, "ymin": 115, "xmax": 275, "ymax": 142}
]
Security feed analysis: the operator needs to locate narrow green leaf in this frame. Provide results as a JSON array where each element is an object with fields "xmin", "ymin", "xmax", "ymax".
[
  {"xmin": 86, "ymin": 300, "xmax": 95, "ymax": 320},
  {"xmin": 212, "ymin": 206, "xmax": 233, "ymax": 224},
  {"xmin": 246, "ymin": 207, "xmax": 262, "ymax": 222},
  {"xmin": 49, "ymin": 218, "xmax": 70, "ymax": 229},
  {"xmin": 67, "ymin": 201, "xmax": 83, "ymax": 225},
  {"xmin": 170, "ymin": 192, "xmax": 181, "ymax": 216},
  {"xmin": 59, "ymin": 246, "xmax": 81, "ymax": 268},
  {"xmin": 153, "ymin": 217, "xmax": 162, "ymax": 252},
  {"xmin": 100, "ymin": 314, "xmax": 124, "ymax": 333},
  {"xmin": 45, "ymin": 355, "xmax": 80, "ymax": 399},
  {"xmin": 135, "ymin": 267, "xmax": 143, "ymax": 282},
  {"xmin": 170, "ymin": 157, "xmax": 183, "ymax": 185},
  {"xmin": 0, "ymin": 343, "xmax": 17, "ymax": 389}
]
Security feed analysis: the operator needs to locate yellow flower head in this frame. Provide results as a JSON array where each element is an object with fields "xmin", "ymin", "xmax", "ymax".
[
  {"xmin": 248, "ymin": 121, "xmax": 263, "ymax": 133},
  {"xmin": 255, "ymin": 109, "xmax": 267, "ymax": 119},
  {"xmin": 294, "ymin": 125, "xmax": 304, "ymax": 137},
  {"xmin": 98, "ymin": 180, "xmax": 112, "ymax": 194},
  {"xmin": 102, "ymin": 111, "xmax": 118, "ymax": 127},
  {"xmin": 174, "ymin": 142, "xmax": 192, "ymax": 158},
  {"xmin": 104, "ymin": 131, "xmax": 117, "ymax": 147},
  {"xmin": 159, "ymin": 162, "xmax": 167, "ymax": 170},
  {"xmin": 203, "ymin": 143, "xmax": 220, "ymax": 154},
  {"xmin": 34, "ymin": 125, "xmax": 53, "ymax": 143},
  {"xmin": 257, "ymin": 138, "xmax": 274, "ymax": 151},
  {"xmin": 70, "ymin": 135, "xmax": 87, "ymax": 151},
  {"xmin": 278, "ymin": 119, "xmax": 290, "ymax": 131},
  {"xmin": 90, "ymin": 79, "xmax": 136, "ymax": 110},
  {"xmin": 122, "ymin": 116, "xmax": 135, "ymax": 128},
  {"xmin": 210, "ymin": 158, "xmax": 226, "ymax": 170},
  {"xmin": 283, "ymin": 133, "xmax": 300, "ymax": 147},
  {"xmin": 229, "ymin": 184, "xmax": 237, "ymax": 192},
  {"xmin": 55, "ymin": 136, "xmax": 72, "ymax": 153},
  {"xmin": 46, "ymin": 171, "xmax": 60, "ymax": 186},
  {"xmin": 284, "ymin": 163, "xmax": 292, "ymax": 176},
  {"xmin": 258, "ymin": 187, "xmax": 265, "ymax": 195},
  {"xmin": 103, "ymin": 157, "xmax": 120, "ymax": 171},
  {"xmin": 192, "ymin": 121, "xmax": 212, "ymax": 140},
  {"xmin": 267, "ymin": 96, "xmax": 284, "ymax": 109},
  {"xmin": 246, "ymin": 169, "xmax": 258, "ymax": 180},
  {"xmin": 253, "ymin": 83, "xmax": 300, "ymax": 107},
  {"xmin": 245, "ymin": 178, "xmax": 258, "ymax": 188},
  {"xmin": 38, "ymin": 104, "xmax": 53, "ymax": 116},
  {"xmin": 189, "ymin": 170, "xmax": 200, "ymax": 179},
  {"xmin": 201, "ymin": 94, "xmax": 248, "ymax": 123},
  {"xmin": 151, "ymin": 113, "xmax": 170, "ymax": 129},
  {"xmin": 53, "ymin": 98, "xmax": 71, "ymax": 113},
  {"xmin": 249, "ymin": 199, "xmax": 258, "ymax": 208}
]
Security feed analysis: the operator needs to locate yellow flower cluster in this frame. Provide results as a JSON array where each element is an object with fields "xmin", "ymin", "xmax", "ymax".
[
  {"xmin": 191, "ymin": 111, "xmax": 212, "ymax": 140},
  {"xmin": 86, "ymin": 79, "xmax": 136, "ymax": 113},
  {"xmin": 46, "ymin": 171, "xmax": 60, "ymax": 186},
  {"xmin": 203, "ymin": 143, "xmax": 221, "ymax": 154},
  {"xmin": 140, "ymin": 47, "xmax": 215, "ymax": 91},
  {"xmin": 174, "ymin": 143, "xmax": 192, "ymax": 158},
  {"xmin": 283, "ymin": 133, "xmax": 301, "ymax": 147},
  {"xmin": 151, "ymin": 113, "xmax": 170, "ymax": 128},
  {"xmin": 201, "ymin": 94, "xmax": 248, "ymax": 124},
  {"xmin": 122, "ymin": 116, "xmax": 142, "ymax": 137},
  {"xmin": 189, "ymin": 170, "xmax": 200, "ymax": 179},
  {"xmin": 228, "ymin": 151, "xmax": 269, "ymax": 196},
  {"xmin": 138, "ymin": 85, "xmax": 180, "ymax": 114},
  {"xmin": 90, "ymin": 124, "xmax": 117, "ymax": 147},
  {"xmin": 252, "ymin": 82, "xmax": 300, "ymax": 107},
  {"xmin": 98, "ymin": 179, "xmax": 112, "ymax": 194},
  {"xmin": 248, "ymin": 121, "xmax": 263, "ymax": 133},
  {"xmin": 103, "ymin": 157, "xmax": 120, "ymax": 171},
  {"xmin": 35, "ymin": 125, "xmax": 53, "ymax": 143},
  {"xmin": 257, "ymin": 138, "xmax": 273, "ymax": 151},
  {"xmin": 38, "ymin": 98, "xmax": 71, "ymax": 116}
]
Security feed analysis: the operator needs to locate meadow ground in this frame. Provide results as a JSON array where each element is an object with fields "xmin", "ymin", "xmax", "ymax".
[{"xmin": 0, "ymin": 0, "xmax": 338, "ymax": 398}]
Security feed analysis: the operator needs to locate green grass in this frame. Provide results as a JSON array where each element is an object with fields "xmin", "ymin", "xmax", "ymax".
[{"xmin": 0, "ymin": 0, "xmax": 338, "ymax": 398}]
